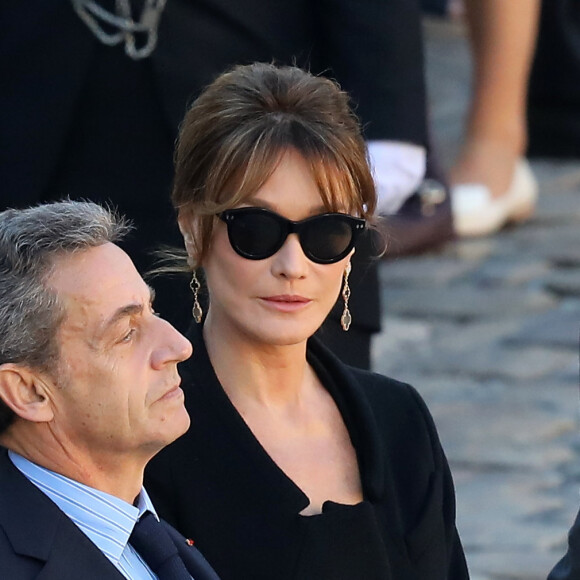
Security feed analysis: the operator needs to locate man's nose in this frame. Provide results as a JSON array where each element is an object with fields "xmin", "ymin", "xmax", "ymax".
[{"xmin": 151, "ymin": 317, "xmax": 193, "ymax": 369}]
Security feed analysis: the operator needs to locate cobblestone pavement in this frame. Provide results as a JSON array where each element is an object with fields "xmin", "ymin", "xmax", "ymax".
[{"xmin": 372, "ymin": 18, "xmax": 580, "ymax": 580}]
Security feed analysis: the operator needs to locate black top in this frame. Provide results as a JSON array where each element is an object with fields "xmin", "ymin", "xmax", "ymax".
[{"xmin": 145, "ymin": 324, "xmax": 469, "ymax": 579}]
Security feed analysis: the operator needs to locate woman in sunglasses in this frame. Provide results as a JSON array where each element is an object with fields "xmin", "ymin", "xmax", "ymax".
[{"xmin": 145, "ymin": 62, "xmax": 469, "ymax": 580}]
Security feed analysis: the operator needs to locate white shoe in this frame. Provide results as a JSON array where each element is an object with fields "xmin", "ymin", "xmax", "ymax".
[{"xmin": 451, "ymin": 159, "xmax": 539, "ymax": 237}]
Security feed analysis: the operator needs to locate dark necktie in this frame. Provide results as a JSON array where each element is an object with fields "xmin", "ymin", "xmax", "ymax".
[{"xmin": 129, "ymin": 511, "xmax": 191, "ymax": 579}]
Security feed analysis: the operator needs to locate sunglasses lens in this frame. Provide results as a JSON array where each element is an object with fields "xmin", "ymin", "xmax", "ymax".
[
  {"xmin": 301, "ymin": 217, "xmax": 354, "ymax": 262},
  {"xmin": 229, "ymin": 211, "xmax": 284, "ymax": 259},
  {"xmin": 222, "ymin": 209, "xmax": 362, "ymax": 263}
]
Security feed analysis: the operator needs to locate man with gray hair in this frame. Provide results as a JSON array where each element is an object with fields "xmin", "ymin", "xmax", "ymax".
[{"xmin": 0, "ymin": 200, "xmax": 220, "ymax": 579}]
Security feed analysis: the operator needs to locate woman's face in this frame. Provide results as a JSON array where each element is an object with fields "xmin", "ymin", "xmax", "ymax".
[{"xmin": 199, "ymin": 148, "xmax": 353, "ymax": 348}]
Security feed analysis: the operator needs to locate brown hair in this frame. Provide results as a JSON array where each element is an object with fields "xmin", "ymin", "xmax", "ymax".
[{"xmin": 172, "ymin": 62, "xmax": 377, "ymax": 267}]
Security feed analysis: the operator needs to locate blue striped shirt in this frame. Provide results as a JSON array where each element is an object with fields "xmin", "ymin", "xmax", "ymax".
[{"xmin": 10, "ymin": 451, "xmax": 161, "ymax": 580}]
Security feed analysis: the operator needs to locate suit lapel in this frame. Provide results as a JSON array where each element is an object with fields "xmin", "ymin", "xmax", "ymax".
[
  {"xmin": 0, "ymin": 450, "xmax": 124, "ymax": 579},
  {"xmin": 34, "ymin": 521, "xmax": 126, "ymax": 580},
  {"xmin": 1, "ymin": 450, "xmax": 221, "ymax": 579},
  {"xmin": 164, "ymin": 520, "xmax": 221, "ymax": 580}
]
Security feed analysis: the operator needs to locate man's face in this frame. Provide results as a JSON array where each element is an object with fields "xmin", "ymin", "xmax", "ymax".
[{"xmin": 44, "ymin": 243, "xmax": 192, "ymax": 465}]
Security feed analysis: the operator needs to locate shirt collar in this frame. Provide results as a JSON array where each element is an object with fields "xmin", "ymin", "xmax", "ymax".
[{"xmin": 9, "ymin": 450, "xmax": 157, "ymax": 564}]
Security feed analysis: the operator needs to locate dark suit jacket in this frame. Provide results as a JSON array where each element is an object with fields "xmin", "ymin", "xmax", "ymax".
[
  {"xmin": 0, "ymin": 449, "xmax": 221, "ymax": 580},
  {"xmin": 548, "ymin": 507, "xmax": 580, "ymax": 580},
  {"xmin": 527, "ymin": 0, "xmax": 580, "ymax": 158},
  {"xmin": 0, "ymin": 0, "xmax": 426, "ymax": 338},
  {"xmin": 145, "ymin": 323, "xmax": 469, "ymax": 580}
]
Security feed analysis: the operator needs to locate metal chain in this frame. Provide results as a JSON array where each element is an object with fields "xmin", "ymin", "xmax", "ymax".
[{"xmin": 70, "ymin": 0, "xmax": 168, "ymax": 59}]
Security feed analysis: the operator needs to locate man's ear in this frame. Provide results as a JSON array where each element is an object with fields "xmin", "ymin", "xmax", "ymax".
[{"xmin": 0, "ymin": 364, "xmax": 54, "ymax": 423}]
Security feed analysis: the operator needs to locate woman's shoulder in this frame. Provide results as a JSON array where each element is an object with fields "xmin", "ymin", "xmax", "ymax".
[
  {"xmin": 348, "ymin": 366, "xmax": 426, "ymax": 409},
  {"xmin": 308, "ymin": 337, "xmax": 438, "ymax": 442},
  {"xmin": 347, "ymin": 364, "xmax": 412, "ymax": 392},
  {"xmin": 347, "ymin": 366, "xmax": 437, "ymax": 435}
]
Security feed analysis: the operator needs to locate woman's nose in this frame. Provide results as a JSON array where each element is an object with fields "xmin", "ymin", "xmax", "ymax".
[{"xmin": 270, "ymin": 233, "xmax": 309, "ymax": 279}]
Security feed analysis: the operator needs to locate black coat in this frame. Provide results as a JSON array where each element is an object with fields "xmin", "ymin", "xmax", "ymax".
[
  {"xmin": 145, "ymin": 324, "xmax": 469, "ymax": 579},
  {"xmin": 548, "ymin": 506, "xmax": 580, "ymax": 580},
  {"xmin": 0, "ymin": 0, "xmax": 426, "ymax": 337},
  {"xmin": 527, "ymin": 0, "xmax": 580, "ymax": 158},
  {"xmin": 0, "ymin": 449, "xmax": 221, "ymax": 579}
]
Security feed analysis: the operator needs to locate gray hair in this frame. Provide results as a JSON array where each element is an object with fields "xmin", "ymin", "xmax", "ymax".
[{"xmin": 0, "ymin": 200, "xmax": 130, "ymax": 432}]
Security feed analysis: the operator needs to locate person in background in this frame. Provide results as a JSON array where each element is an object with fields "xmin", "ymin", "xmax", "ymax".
[
  {"xmin": 527, "ymin": 0, "xmax": 580, "ymax": 158},
  {"xmin": 0, "ymin": 0, "xmax": 430, "ymax": 369},
  {"xmin": 528, "ymin": 4, "xmax": 580, "ymax": 567},
  {"xmin": 145, "ymin": 62, "xmax": 469, "ymax": 580},
  {"xmin": 448, "ymin": 0, "xmax": 541, "ymax": 237},
  {"xmin": 0, "ymin": 201, "xmax": 219, "ymax": 580}
]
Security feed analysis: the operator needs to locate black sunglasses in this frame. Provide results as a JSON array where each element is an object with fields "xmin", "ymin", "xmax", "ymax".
[{"xmin": 218, "ymin": 207, "xmax": 366, "ymax": 264}]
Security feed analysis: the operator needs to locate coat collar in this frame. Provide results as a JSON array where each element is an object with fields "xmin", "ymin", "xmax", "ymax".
[
  {"xmin": 182, "ymin": 323, "xmax": 386, "ymax": 507},
  {"xmin": 306, "ymin": 335, "xmax": 385, "ymax": 502},
  {"xmin": 305, "ymin": 339, "xmax": 412, "ymax": 569},
  {"xmin": 0, "ymin": 449, "xmax": 222, "ymax": 580},
  {"xmin": 181, "ymin": 323, "xmax": 310, "ymax": 514},
  {"xmin": 0, "ymin": 449, "xmax": 125, "ymax": 579}
]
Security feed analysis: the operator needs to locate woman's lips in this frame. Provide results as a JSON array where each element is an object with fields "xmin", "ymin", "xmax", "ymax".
[{"xmin": 260, "ymin": 295, "xmax": 311, "ymax": 312}]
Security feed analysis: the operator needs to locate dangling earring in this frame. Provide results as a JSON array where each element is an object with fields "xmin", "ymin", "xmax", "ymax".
[
  {"xmin": 341, "ymin": 262, "xmax": 352, "ymax": 331},
  {"xmin": 190, "ymin": 271, "xmax": 203, "ymax": 323}
]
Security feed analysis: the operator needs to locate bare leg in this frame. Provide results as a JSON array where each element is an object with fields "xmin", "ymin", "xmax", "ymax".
[{"xmin": 451, "ymin": 0, "xmax": 541, "ymax": 198}]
